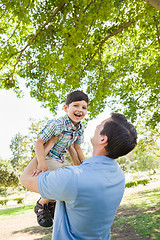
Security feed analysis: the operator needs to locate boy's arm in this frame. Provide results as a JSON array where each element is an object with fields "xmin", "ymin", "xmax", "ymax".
[
  {"xmin": 44, "ymin": 136, "xmax": 58, "ymax": 155},
  {"xmin": 68, "ymin": 144, "xmax": 82, "ymax": 165},
  {"xmin": 34, "ymin": 137, "xmax": 47, "ymax": 175},
  {"xmin": 68, "ymin": 143, "xmax": 85, "ymax": 165},
  {"xmin": 33, "ymin": 136, "xmax": 58, "ymax": 176},
  {"xmin": 20, "ymin": 157, "xmax": 40, "ymax": 193},
  {"xmin": 74, "ymin": 143, "xmax": 85, "ymax": 162}
]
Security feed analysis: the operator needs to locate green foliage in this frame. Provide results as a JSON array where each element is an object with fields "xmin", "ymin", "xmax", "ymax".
[
  {"xmin": 13, "ymin": 197, "xmax": 24, "ymax": 204},
  {"xmin": 137, "ymin": 178, "xmax": 150, "ymax": 185},
  {"xmin": 125, "ymin": 178, "xmax": 150, "ymax": 188},
  {"xmin": 9, "ymin": 117, "xmax": 49, "ymax": 173},
  {"xmin": 134, "ymin": 151, "xmax": 160, "ymax": 172},
  {"xmin": 27, "ymin": 117, "xmax": 49, "ymax": 157},
  {"xmin": 117, "ymin": 156, "xmax": 130, "ymax": 172},
  {"xmin": 125, "ymin": 180, "xmax": 138, "ymax": 188},
  {"xmin": 0, "ymin": 197, "xmax": 24, "ymax": 205},
  {"xmin": 0, "ymin": 0, "xmax": 160, "ymax": 125},
  {"xmin": 0, "ymin": 199, "xmax": 8, "ymax": 206},
  {"xmin": 10, "ymin": 133, "xmax": 25, "ymax": 170},
  {"xmin": 133, "ymin": 135, "xmax": 160, "ymax": 173},
  {"xmin": 0, "ymin": 160, "xmax": 19, "ymax": 189}
]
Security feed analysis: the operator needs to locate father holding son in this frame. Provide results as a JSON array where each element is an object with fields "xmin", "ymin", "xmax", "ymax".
[{"xmin": 20, "ymin": 111, "xmax": 137, "ymax": 240}]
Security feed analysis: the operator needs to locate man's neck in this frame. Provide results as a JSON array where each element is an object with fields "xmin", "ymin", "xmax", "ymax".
[{"xmin": 92, "ymin": 149, "xmax": 107, "ymax": 156}]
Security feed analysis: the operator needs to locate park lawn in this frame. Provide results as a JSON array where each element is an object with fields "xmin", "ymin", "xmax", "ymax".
[
  {"xmin": 0, "ymin": 204, "xmax": 35, "ymax": 219},
  {"xmin": 0, "ymin": 188, "xmax": 160, "ymax": 239},
  {"xmin": 111, "ymin": 188, "xmax": 160, "ymax": 240}
]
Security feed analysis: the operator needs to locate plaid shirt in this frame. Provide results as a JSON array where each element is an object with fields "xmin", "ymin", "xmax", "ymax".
[{"xmin": 40, "ymin": 114, "xmax": 84, "ymax": 163}]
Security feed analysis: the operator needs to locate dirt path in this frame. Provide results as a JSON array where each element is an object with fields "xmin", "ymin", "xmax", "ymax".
[
  {"xmin": 1, "ymin": 212, "xmax": 48, "ymax": 240},
  {"xmin": 0, "ymin": 181, "xmax": 160, "ymax": 240}
]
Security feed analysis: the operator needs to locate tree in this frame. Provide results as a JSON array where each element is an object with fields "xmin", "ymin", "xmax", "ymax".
[
  {"xmin": 0, "ymin": 159, "xmax": 19, "ymax": 197},
  {"xmin": 133, "ymin": 150, "xmax": 160, "ymax": 177},
  {"xmin": 10, "ymin": 133, "xmax": 26, "ymax": 171},
  {"xmin": 135, "ymin": 113, "xmax": 160, "ymax": 156},
  {"xmin": 9, "ymin": 117, "xmax": 48, "ymax": 173},
  {"xmin": 117, "ymin": 155, "xmax": 131, "ymax": 173},
  {"xmin": 0, "ymin": 0, "xmax": 160, "ymax": 124}
]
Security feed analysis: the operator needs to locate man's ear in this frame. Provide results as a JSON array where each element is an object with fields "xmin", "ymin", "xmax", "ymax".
[
  {"xmin": 63, "ymin": 104, "xmax": 68, "ymax": 113},
  {"xmin": 100, "ymin": 135, "xmax": 108, "ymax": 145}
]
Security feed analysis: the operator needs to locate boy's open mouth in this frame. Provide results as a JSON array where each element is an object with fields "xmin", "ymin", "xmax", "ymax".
[{"xmin": 74, "ymin": 113, "xmax": 82, "ymax": 117}]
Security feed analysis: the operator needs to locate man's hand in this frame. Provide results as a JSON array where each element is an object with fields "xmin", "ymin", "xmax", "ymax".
[{"xmin": 32, "ymin": 162, "xmax": 48, "ymax": 176}]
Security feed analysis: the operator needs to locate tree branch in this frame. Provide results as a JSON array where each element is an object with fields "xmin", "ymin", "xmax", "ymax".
[
  {"xmin": 63, "ymin": 0, "xmax": 103, "ymax": 78},
  {"xmin": 153, "ymin": 15, "xmax": 160, "ymax": 47},
  {"xmin": 34, "ymin": 41, "xmax": 66, "ymax": 95},
  {"xmin": 0, "ymin": 50, "xmax": 21, "ymax": 71},
  {"xmin": 4, "ymin": 21, "xmax": 21, "ymax": 45},
  {"xmin": 26, "ymin": 0, "xmax": 30, "ymax": 9},
  {"xmin": 144, "ymin": 0, "xmax": 160, "ymax": 11},
  {"xmin": 87, "ymin": 0, "xmax": 103, "ymax": 34},
  {"xmin": 84, "ymin": 20, "xmax": 136, "ymax": 72},
  {"xmin": 11, "ymin": 1, "xmax": 66, "ymax": 81},
  {"xmin": 83, "ymin": 0, "xmax": 95, "ymax": 14},
  {"xmin": 0, "ymin": 0, "xmax": 12, "ymax": 19},
  {"xmin": 34, "ymin": 70, "xmax": 50, "ymax": 95}
]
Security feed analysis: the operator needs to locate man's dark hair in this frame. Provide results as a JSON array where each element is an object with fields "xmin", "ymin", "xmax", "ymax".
[
  {"xmin": 66, "ymin": 90, "xmax": 89, "ymax": 105},
  {"xmin": 100, "ymin": 113, "xmax": 137, "ymax": 159}
]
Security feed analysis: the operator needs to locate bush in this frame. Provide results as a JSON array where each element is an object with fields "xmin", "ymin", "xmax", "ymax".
[
  {"xmin": 125, "ymin": 180, "xmax": 138, "ymax": 188},
  {"xmin": 13, "ymin": 197, "xmax": 24, "ymax": 204},
  {"xmin": 125, "ymin": 179, "xmax": 150, "ymax": 188},
  {"xmin": 0, "ymin": 199, "xmax": 8, "ymax": 206},
  {"xmin": 137, "ymin": 179, "xmax": 150, "ymax": 186},
  {"xmin": 0, "ymin": 197, "xmax": 24, "ymax": 206}
]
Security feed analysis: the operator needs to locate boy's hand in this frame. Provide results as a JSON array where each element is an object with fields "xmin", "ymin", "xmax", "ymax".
[{"xmin": 31, "ymin": 162, "xmax": 48, "ymax": 176}]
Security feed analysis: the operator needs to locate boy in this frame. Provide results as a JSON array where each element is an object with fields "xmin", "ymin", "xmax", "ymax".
[{"xmin": 32, "ymin": 90, "xmax": 88, "ymax": 228}]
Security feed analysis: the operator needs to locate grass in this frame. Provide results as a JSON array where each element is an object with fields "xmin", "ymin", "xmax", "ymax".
[
  {"xmin": 0, "ymin": 204, "xmax": 35, "ymax": 219},
  {"xmin": 111, "ymin": 188, "xmax": 160, "ymax": 240}
]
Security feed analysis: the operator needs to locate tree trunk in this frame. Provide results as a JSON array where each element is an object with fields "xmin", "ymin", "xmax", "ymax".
[
  {"xmin": 144, "ymin": 0, "xmax": 160, "ymax": 11},
  {"xmin": 4, "ymin": 185, "xmax": 7, "ymax": 198}
]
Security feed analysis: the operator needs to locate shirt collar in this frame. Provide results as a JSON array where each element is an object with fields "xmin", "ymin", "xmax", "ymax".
[
  {"xmin": 82, "ymin": 155, "xmax": 116, "ymax": 165},
  {"xmin": 64, "ymin": 114, "xmax": 82, "ymax": 131}
]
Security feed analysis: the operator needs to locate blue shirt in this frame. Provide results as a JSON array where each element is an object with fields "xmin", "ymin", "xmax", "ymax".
[
  {"xmin": 38, "ymin": 156, "xmax": 125, "ymax": 240},
  {"xmin": 40, "ymin": 114, "xmax": 84, "ymax": 163}
]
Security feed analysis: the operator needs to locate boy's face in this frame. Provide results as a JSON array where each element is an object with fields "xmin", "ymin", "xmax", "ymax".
[{"xmin": 63, "ymin": 100, "xmax": 88, "ymax": 124}]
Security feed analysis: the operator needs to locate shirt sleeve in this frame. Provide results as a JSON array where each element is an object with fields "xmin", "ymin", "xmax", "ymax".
[
  {"xmin": 37, "ymin": 166, "xmax": 77, "ymax": 201},
  {"xmin": 40, "ymin": 119, "xmax": 63, "ymax": 142}
]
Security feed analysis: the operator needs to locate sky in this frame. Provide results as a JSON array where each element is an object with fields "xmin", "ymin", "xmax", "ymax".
[{"xmin": 0, "ymin": 87, "xmax": 111, "ymax": 160}]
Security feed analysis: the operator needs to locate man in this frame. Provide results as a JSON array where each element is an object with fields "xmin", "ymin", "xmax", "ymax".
[{"xmin": 20, "ymin": 113, "xmax": 137, "ymax": 240}]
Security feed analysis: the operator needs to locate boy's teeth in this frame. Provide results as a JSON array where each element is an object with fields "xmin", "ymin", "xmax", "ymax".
[{"xmin": 75, "ymin": 113, "xmax": 82, "ymax": 117}]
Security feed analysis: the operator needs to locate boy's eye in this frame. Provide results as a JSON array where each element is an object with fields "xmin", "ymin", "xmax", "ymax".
[
  {"xmin": 74, "ymin": 104, "xmax": 78, "ymax": 107},
  {"xmin": 83, "ymin": 107, "xmax": 87, "ymax": 110}
]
